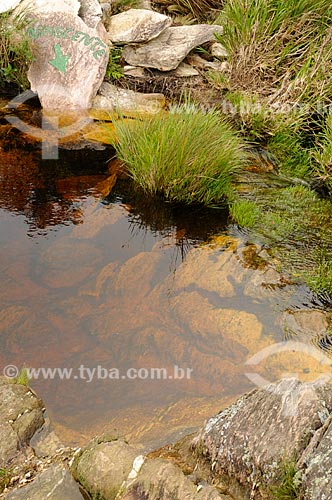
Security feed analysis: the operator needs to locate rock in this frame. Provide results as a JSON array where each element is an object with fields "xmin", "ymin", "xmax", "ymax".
[
  {"xmin": 210, "ymin": 42, "xmax": 228, "ymax": 58},
  {"xmin": 26, "ymin": 13, "xmax": 109, "ymax": 109},
  {"xmin": 282, "ymin": 309, "xmax": 329, "ymax": 338},
  {"xmin": 71, "ymin": 437, "xmax": 140, "ymax": 499},
  {"xmin": 186, "ymin": 53, "xmax": 221, "ymax": 70},
  {"xmin": 118, "ymin": 457, "xmax": 228, "ymax": 499},
  {"xmin": 171, "ymin": 62, "xmax": 200, "ymax": 77},
  {"xmin": 5, "ymin": 464, "xmax": 84, "ymax": 499},
  {"xmin": 0, "ymin": 423, "xmax": 19, "ymax": 466},
  {"xmin": 79, "ymin": 0, "xmax": 103, "ymax": 29},
  {"xmin": 0, "ymin": 383, "xmax": 44, "ymax": 466},
  {"xmin": 90, "ymin": 82, "xmax": 165, "ymax": 119},
  {"xmin": 30, "ymin": 415, "xmax": 64, "ymax": 458},
  {"xmin": 15, "ymin": 0, "xmax": 81, "ymax": 16},
  {"xmin": 193, "ymin": 378, "xmax": 332, "ymax": 493},
  {"xmin": 0, "ymin": 0, "xmax": 21, "ymax": 14},
  {"xmin": 123, "ymin": 25, "xmax": 223, "ymax": 71},
  {"xmin": 107, "ymin": 8, "xmax": 172, "ymax": 44},
  {"xmin": 302, "ymin": 416, "xmax": 332, "ymax": 500},
  {"xmin": 123, "ymin": 65, "xmax": 146, "ymax": 78}
]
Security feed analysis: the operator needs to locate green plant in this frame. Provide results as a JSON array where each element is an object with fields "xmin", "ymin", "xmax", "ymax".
[
  {"xmin": 15, "ymin": 367, "xmax": 30, "ymax": 386},
  {"xmin": 153, "ymin": 0, "xmax": 223, "ymax": 21},
  {"xmin": 112, "ymin": 106, "xmax": 247, "ymax": 206},
  {"xmin": 0, "ymin": 468, "xmax": 12, "ymax": 493},
  {"xmin": 229, "ymin": 199, "xmax": 261, "ymax": 227},
  {"xmin": 105, "ymin": 47, "xmax": 123, "ymax": 81},
  {"xmin": 269, "ymin": 459, "xmax": 300, "ymax": 500},
  {"xmin": 215, "ymin": 0, "xmax": 332, "ymax": 105},
  {"xmin": 312, "ymin": 112, "xmax": 332, "ymax": 192},
  {"xmin": 0, "ymin": 11, "xmax": 32, "ymax": 89}
]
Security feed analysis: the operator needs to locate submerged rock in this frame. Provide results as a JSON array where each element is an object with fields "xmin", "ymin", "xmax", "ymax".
[
  {"xmin": 193, "ymin": 378, "xmax": 332, "ymax": 494},
  {"xmin": 123, "ymin": 25, "xmax": 223, "ymax": 71},
  {"xmin": 108, "ymin": 8, "xmax": 172, "ymax": 44},
  {"xmin": 26, "ymin": 12, "xmax": 109, "ymax": 109},
  {"xmin": 91, "ymin": 81, "xmax": 165, "ymax": 119}
]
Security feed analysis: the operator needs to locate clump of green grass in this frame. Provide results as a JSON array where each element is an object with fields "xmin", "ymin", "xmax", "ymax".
[
  {"xmin": 312, "ymin": 112, "xmax": 332, "ymax": 193},
  {"xmin": 269, "ymin": 459, "xmax": 301, "ymax": 500},
  {"xmin": 229, "ymin": 199, "xmax": 261, "ymax": 228},
  {"xmin": 0, "ymin": 11, "xmax": 32, "ymax": 89},
  {"xmin": 112, "ymin": 107, "xmax": 247, "ymax": 206},
  {"xmin": 216, "ymin": 0, "xmax": 332, "ymax": 106},
  {"xmin": 152, "ymin": 0, "xmax": 223, "ymax": 21},
  {"xmin": 14, "ymin": 367, "xmax": 30, "ymax": 386},
  {"xmin": 0, "ymin": 468, "xmax": 12, "ymax": 493}
]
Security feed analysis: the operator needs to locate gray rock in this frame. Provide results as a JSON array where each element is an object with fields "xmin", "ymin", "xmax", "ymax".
[
  {"xmin": 108, "ymin": 8, "xmax": 171, "ymax": 44},
  {"xmin": 5, "ymin": 464, "xmax": 84, "ymax": 499},
  {"xmin": 123, "ymin": 24, "xmax": 223, "ymax": 71},
  {"xmin": 171, "ymin": 62, "xmax": 200, "ymax": 77},
  {"xmin": 119, "ymin": 457, "xmax": 229, "ymax": 500},
  {"xmin": 90, "ymin": 82, "xmax": 165, "ymax": 119},
  {"xmin": 26, "ymin": 13, "xmax": 109, "ymax": 109},
  {"xmin": 71, "ymin": 438, "xmax": 140, "ymax": 499},
  {"xmin": 0, "ymin": 383, "xmax": 44, "ymax": 466},
  {"xmin": 0, "ymin": 422, "xmax": 19, "ymax": 466},
  {"xmin": 79, "ymin": 0, "xmax": 103, "ymax": 29},
  {"xmin": 15, "ymin": 0, "xmax": 80, "ymax": 16},
  {"xmin": 30, "ymin": 415, "xmax": 64, "ymax": 458},
  {"xmin": 210, "ymin": 42, "xmax": 228, "ymax": 58},
  {"xmin": 302, "ymin": 416, "xmax": 332, "ymax": 500},
  {"xmin": 193, "ymin": 378, "xmax": 332, "ymax": 492},
  {"xmin": 123, "ymin": 65, "xmax": 146, "ymax": 77}
]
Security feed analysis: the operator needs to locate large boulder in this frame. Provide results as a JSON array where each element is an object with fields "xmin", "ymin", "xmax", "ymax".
[
  {"xmin": 26, "ymin": 12, "xmax": 109, "ymax": 109},
  {"xmin": 5, "ymin": 464, "xmax": 84, "ymax": 500},
  {"xmin": 123, "ymin": 25, "xmax": 223, "ymax": 71},
  {"xmin": 107, "ymin": 9, "xmax": 172, "ymax": 44},
  {"xmin": 192, "ymin": 378, "xmax": 332, "ymax": 493},
  {"xmin": 15, "ymin": 0, "xmax": 81, "ymax": 16},
  {"xmin": 71, "ymin": 437, "xmax": 141, "ymax": 499}
]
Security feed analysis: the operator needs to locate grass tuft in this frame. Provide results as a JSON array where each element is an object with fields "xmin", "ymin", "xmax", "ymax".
[{"xmin": 112, "ymin": 107, "xmax": 247, "ymax": 206}]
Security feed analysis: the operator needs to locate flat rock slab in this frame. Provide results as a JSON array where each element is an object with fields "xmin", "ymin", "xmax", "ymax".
[
  {"xmin": 90, "ymin": 82, "xmax": 165, "ymax": 119},
  {"xmin": 123, "ymin": 24, "xmax": 223, "ymax": 71},
  {"xmin": 108, "ymin": 8, "xmax": 172, "ymax": 44},
  {"xmin": 26, "ymin": 13, "xmax": 109, "ymax": 109},
  {"xmin": 5, "ymin": 464, "xmax": 84, "ymax": 500},
  {"xmin": 193, "ymin": 378, "xmax": 332, "ymax": 491}
]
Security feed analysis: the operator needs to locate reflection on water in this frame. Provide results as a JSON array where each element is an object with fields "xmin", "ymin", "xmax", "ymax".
[{"xmin": 1, "ymin": 118, "xmax": 330, "ymax": 450}]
